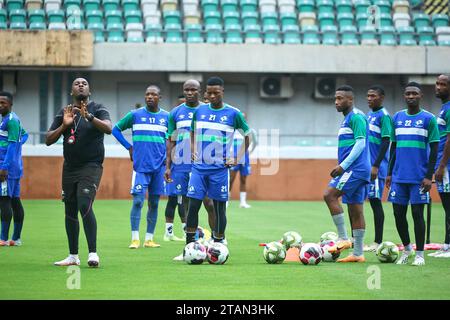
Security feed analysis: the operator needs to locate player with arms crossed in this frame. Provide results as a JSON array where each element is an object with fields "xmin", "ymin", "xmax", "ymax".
[
  {"xmin": 387, "ymin": 82, "xmax": 439, "ymax": 266},
  {"xmin": 430, "ymin": 74, "xmax": 450, "ymax": 258},
  {"xmin": 112, "ymin": 86, "xmax": 169, "ymax": 249},
  {"xmin": 364, "ymin": 85, "xmax": 393, "ymax": 252},
  {"xmin": 323, "ymin": 85, "xmax": 371, "ymax": 263},
  {"xmin": 183, "ymin": 76, "xmax": 250, "ymax": 248}
]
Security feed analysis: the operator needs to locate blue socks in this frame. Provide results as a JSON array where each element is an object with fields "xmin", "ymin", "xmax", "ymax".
[
  {"xmin": 146, "ymin": 195, "xmax": 160, "ymax": 234},
  {"xmin": 130, "ymin": 194, "xmax": 145, "ymax": 231},
  {"xmin": 332, "ymin": 213, "xmax": 348, "ymax": 240}
]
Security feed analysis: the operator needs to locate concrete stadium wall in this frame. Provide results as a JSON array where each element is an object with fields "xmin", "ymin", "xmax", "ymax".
[{"xmin": 21, "ymin": 156, "xmax": 441, "ymax": 201}]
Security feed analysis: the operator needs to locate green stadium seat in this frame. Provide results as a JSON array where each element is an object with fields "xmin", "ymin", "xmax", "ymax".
[
  {"xmin": 145, "ymin": 23, "xmax": 163, "ymax": 43},
  {"xmin": 280, "ymin": 12, "xmax": 296, "ymax": 27},
  {"xmin": 242, "ymin": 11, "xmax": 258, "ymax": 29},
  {"xmin": 105, "ymin": 10, "xmax": 122, "ymax": 25},
  {"xmin": 397, "ymin": 26, "xmax": 416, "ymax": 46},
  {"xmin": 0, "ymin": 9, "xmax": 7, "ymax": 29},
  {"xmin": 432, "ymin": 14, "xmax": 449, "ymax": 29},
  {"xmin": 28, "ymin": 9, "xmax": 45, "ymax": 29},
  {"xmin": 9, "ymin": 9, "xmax": 27, "ymax": 29},
  {"xmin": 223, "ymin": 11, "xmax": 240, "ymax": 28},
  {"xmin": 222, "ymin": 0, "xmax": 238, "ymax": 13},
  {"xmin": 103, "ymin": 0, "xmax": 120, "ymax": 12},
  {"xmin": 91, "ymin": 30, "xmax": 104, "ymax": 42},
  {"xmin": 336, "ymin": 0, "xmax": 352, "ymax": 14},
  {"xmin": 417, "ymin": 26, "xmax": 436, "ymax": 46},
  {"xmin": 83, "ymin": 0, "xmax": 100, "ymax": 11},
  {"xmin": 373, "ymin": 0, "xmax": 391, "ymax": 14},
  {"xmin": 318, "ymin": 12, "xmax": 334, "ymax": 28},
  {"xmin": 409, "ymin": 0, "xmax": 422, "ymax": 8},
  {"xmin": 204, "ymin": 11, "xmax": 221, "ymax": 26},
  {"xmin": 413, "ymin": 13, "xmax": 430, "ymax": 30},
  {"xmin": 107, "ymin": 22, "xmax": 124, "ymax": 42},
  {"xmin": 379, "ymin": 13, "xmax": 393, "ymax": 27},
  {"xmin": 302, "ymin": 24, "xmax": 320, "ymax": 44},
  {"xmin": 47, "ymin": 9, "xmax": 65, "ymax": 23},
  {"xmin": 297, "ymin": 0, "xmax": 314, "ymax": 13},
  {"xmin": 438, "ymin": 40, "xmax": 450, "ymax": 46},
  {"xmin": 240, "ymin": 0, "xmax": 257, "ymax": 13},
  {"xmin": 165, "ymin": 23, "xmax": 183, "ymax": 43},
  {"xmin": 337, "ymin": 12, "xmax": 353, "ymax": 29},
  {"xmin": 64, "ymin": 0, "xmax": 81, "ymax": 10},
  {"xmin": 201, "ymin": 0, "xmax": 219, "ymax": 13},
  {"xmin": 282, "ymin": 24, "xmax": 301, "ymax": 44},
  {"xmin": 354, "ymin": 0, "xmax": 370, "ymax": 16},
  {"xmin": 124, "ymin": 10, "xmax": 142, "ymax": 24},
  {"xmin": 356, "ymin": 12, "xmax": 368, "ymax": 29},
  {"xmin": 322, "ymin": 25, "xmax": 338, "ymax": 45},
  {"xmin": 341, "ymin": 25, "xmax": 359, "ymax": 45},
  {"xmin": 86, "ymin": 9, "xmax": 102, "ymax": 22},
  {"xmin": 6, "ymin": 0, "xmax": 24, "ymax": 11},
  {"xmin": 225, "ymin": 24, "xmax": 243, "ymax": 43},
  {"xmin": 379, "ymin": 26, "xmax": 396, "ymax": 45},
  {"xmin": 263, "ymin": 24, "xmax": 281, "ymax": 44},
  {"xmin": 244, "ymin": 24, "xmax": 262, "ymax": 43},
  {"xmin": 163, "ymin": 10, "xmax": 181, "ymax": 25},
  {"xmin": 186, "ymin": 24, "xmax": 204, "ymax": 43},
  {"xmin": 316, "ymin": 0, "xmax": 333, "ymax": 15},
  {"xmin": 261, "ymin": 12, "xmax": 278, "ymax": 27},
  {"xmin": 205, "ymin": 24, "xmax": 224, "ymax": 43},
  {"xmin": 360, "ymin": 25, "xmax": 378, "ymax": 45},
  {"xmin": 66, "ymin": 4, "xmax": 82, "ymax": 17},
  {"xmin": 122, "ymin": 0, "xmax": 139, "ymax": 12}
]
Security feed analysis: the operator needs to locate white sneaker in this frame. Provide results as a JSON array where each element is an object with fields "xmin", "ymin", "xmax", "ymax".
[
  {"xmin": 87, "ymin": 252, "xmax": 100, "ymax": 268},
  {"xmin": 163, "ymin": 233, "xmax": 184, "ymax": 241},
  {"xmin": 363, "ymin": 242, "xmax": 379, "ymax": 252},
  {"xmin": 435, "ymin": 250, "xmax": 450, "ymax": 258},
  {"xmin": 239, "ymin": 203, "xmax": 251, "ymax": 208},
  {"xmin": 54, "ymin": 255, "xmax": 80, "ymax": 266},
  {"xmin": 428, "ymin": 249, "xmax": 446, "ymax": 257},
  {"xmin": 412, "ymin": 256, "xmax": 425, "ymax": 266},
  {"xmin": 173, "ymin": 253, "xmax": 184, "ymax": 261},
  {"xmin": 396, "ymin": 250, "xmax": 415, "ymax": 265}
]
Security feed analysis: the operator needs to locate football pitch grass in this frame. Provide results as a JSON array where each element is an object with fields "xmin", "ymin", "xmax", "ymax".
[{"xmin": 1, "ymin": 200, "xmax": 450, "ymax": 300}]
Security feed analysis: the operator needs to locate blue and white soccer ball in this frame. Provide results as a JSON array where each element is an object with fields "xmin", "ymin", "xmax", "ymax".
[
  {"xmin": 376, "ymin": 241, "xmax": 400, "ymax": 263},
  {"xmin": 281, "ymin": 231, "xmax": 303, "ymax": 250},
  {"xmin": 320, "ymin": 231, "xmax": 339, "ymax": 243},
  {"xmin": 183, "ymin": 241, "xmax": 207, "ymax": 265},
  {"xmin": 206, "ymin": 242, "xmax": 229, "ymax": 265},
  {"xmin": 263, "ymin": 241, "xmax": 286, "ymax": 264}
]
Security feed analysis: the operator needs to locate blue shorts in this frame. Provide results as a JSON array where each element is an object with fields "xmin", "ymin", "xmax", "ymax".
[
  {"xmin": 230, "ymin": 164, "xmax": 251, "ymax": 176},
  {"xmin": 328, "ymin": 171, "xmax": 368, "ymax": 204},
  {"xmin": 367, "ymin": 178, "xmax": 385, "ymax": 200},
  {"xmin": 1, "ymin": 178, "xmax": 20, "ymax": 198},
  {"xmin": 388, "ymin": 182, "xmax": 430, "ymax": 205},
  {"xmin": 166, "ymin": 171, "xmax": 190, "ymax": 196},
  {"xmin": 130, "ymin": 166, "xmax": 165, "ymax": 196},
  {"xmin": 436, "ymin": 166, "xmax": 450, "ymax": 193},
  {"xmin": 187, "ymin": 168, "xmax": 229, "ymax": 201}
]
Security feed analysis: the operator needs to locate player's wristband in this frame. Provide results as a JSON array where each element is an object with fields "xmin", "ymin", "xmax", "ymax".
[{"xmin": 86, "ymin": 113, "xmax": 94, "ymax": 122}]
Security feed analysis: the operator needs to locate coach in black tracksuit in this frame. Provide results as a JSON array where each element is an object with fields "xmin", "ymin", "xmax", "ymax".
[{"xmin": 46, "ymin": 78, "xmax": 112, "ymax": 268}]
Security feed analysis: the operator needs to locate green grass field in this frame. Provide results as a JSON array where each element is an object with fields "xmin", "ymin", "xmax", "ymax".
[{"xmin": 1, "ymin": 200, "xmax": 449, "ymax": 300}]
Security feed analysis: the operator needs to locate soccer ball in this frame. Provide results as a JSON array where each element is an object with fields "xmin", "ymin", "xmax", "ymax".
[
  {"xmin": 376, "ymin": 241, "xmax": 400, "ymax": 263},
  {"xmin": 206, "ymin": 242, "xmax": 229, "ymax": 265},
  {"xmin": 320, "ymin": 231, "xmax": 338, "ymax": 243},
  {"xmin": 281, "ymin": 231, "xmax": 302, "ymax": 250},
  {"xmin": 299, "ymin": 243, "xmax": 323, "ymax": 265},
  {"xmin": 320, "ymin": 240, "xmax": 340, "ymax": 262},
  {"xmin": 183, "ymin": 241, "xmax": 207, "ymax": 265},
  {"xmin": 263, "ymin": 241, "xmax": 286, "ymax": 264}
]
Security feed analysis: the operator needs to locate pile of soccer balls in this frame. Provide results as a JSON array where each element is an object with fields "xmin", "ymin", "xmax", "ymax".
[
  {"xmin": 262, "ymin": 230, "xmax": 400, "ymax": 265},
  {"xmin": 182, "ymin": 227, "xmax": 229, "ymax": 265}
]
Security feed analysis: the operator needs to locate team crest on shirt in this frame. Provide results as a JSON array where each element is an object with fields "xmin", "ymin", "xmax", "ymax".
[
  {"xmin": 200, "ymin": 115, "xmax": 206, "ymax": 119},
  {"xmin": 220, "ymin": 116, "xmax": 228, "ymax": 123},
  {"xmin": 141, "ymin": 117, "xmax": 147, "ymax": 121},
  {"xmin": 176, "ymin": 184, "xmax": 181, "ymax": 190},
  {"xmin": 397, "ymin": 121, "xmax": 403, "ymax": 126},
  {"xmin": 159, "ymin": 119, "xmax": 166, "ymax": 125},
  {"xmin": 415, "ymin": 120, "xmax": 423, "ymax": 127},
  {"xmin": 179, "ymin": 114, "xmax": 185, "ymax": 119},
  {"xmin": 189, "ymin": 186, "xmax": 195, "ymax": 192}
]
